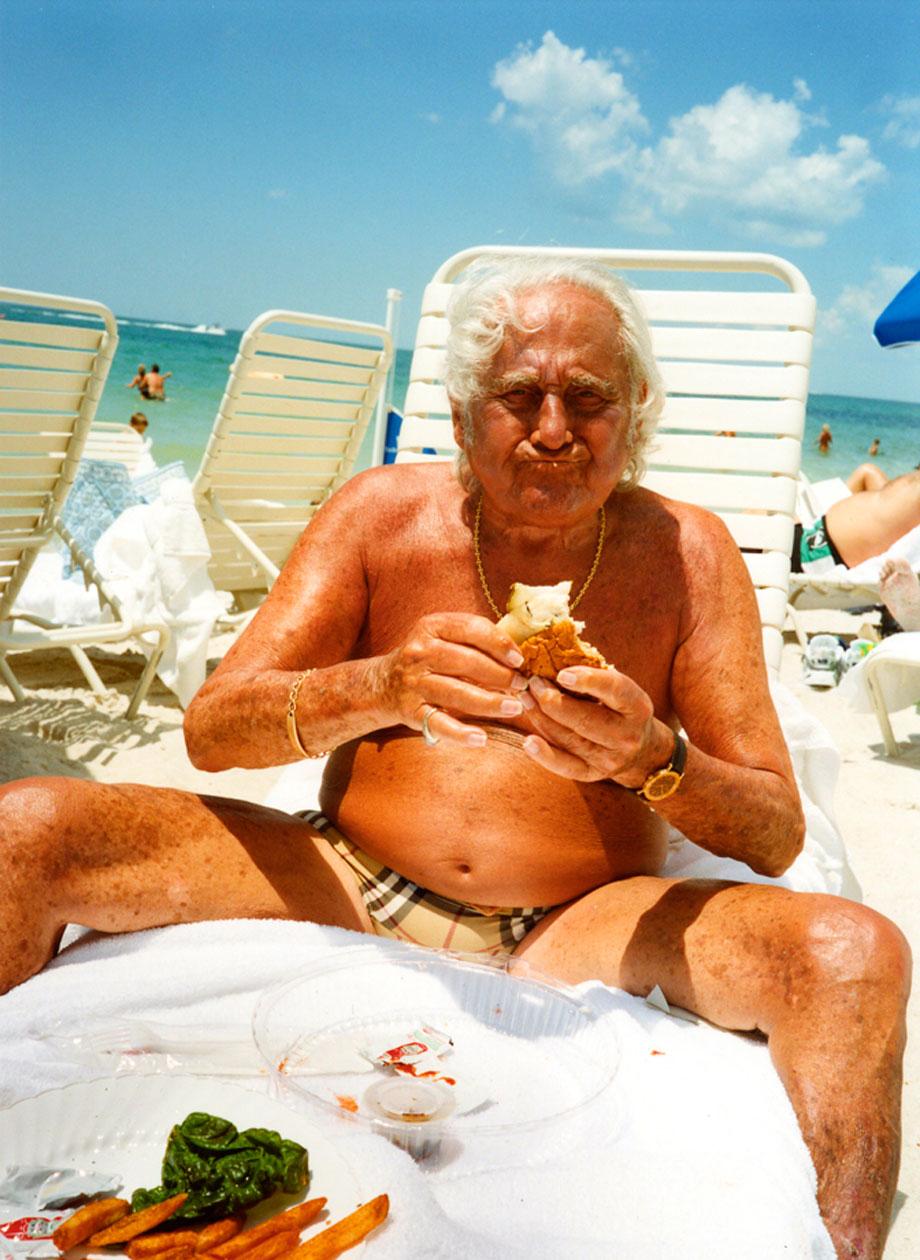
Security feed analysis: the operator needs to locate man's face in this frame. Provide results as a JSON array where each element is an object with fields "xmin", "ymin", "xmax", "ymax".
[{"xmin": 453, "ymin": 283, "xmax": 634, "ymax": 525}]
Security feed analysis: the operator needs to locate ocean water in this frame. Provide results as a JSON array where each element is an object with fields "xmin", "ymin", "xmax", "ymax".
[{"xmin": 5, "ymin": 307, "xmax": 918, "ymax": 485}]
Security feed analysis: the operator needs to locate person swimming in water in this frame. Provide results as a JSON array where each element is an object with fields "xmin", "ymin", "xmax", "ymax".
[
  {"xmin": 126, "ymin": 364, "xmax": 151, "ymax": 399},
  {"xmin": 145, "ymin": 363, "xmax": 172, "ymax": 400}
]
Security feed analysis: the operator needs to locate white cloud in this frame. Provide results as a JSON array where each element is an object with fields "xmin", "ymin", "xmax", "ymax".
[
  {"xmin": 490, "ymin": 34, "xmax": 886, "ymax": 245},
  {"xmin": 821, "ymin": 264, "xmax": 913, "ymax": 338},
  {"xmin": 793, "ymin": 78, "xmax": 812, "ymax": 103},
  {"xmin": 491, "ymin": 31, "xmax": 647, "ymax": 186},
  {"xmin": 421, "ymin": 112, "xmax": 442, "ymax": 125},
  {"xmin": 879, "ymin": 94, "xmax": 920, "ymax": 149},
  {"xmin": 267, "ymin": 188, "xmax": 288, "ymax": 200}
]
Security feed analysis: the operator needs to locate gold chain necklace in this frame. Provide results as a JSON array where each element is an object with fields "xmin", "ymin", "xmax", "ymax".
[{"xmin": 473, "ymin": 496, "xmax": 607, "ymax": 620}]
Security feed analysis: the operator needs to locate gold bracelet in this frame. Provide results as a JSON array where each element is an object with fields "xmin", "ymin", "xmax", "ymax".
[{"xmin": 286, "ymin": 669, "xmax": 334, "ymax": 759}]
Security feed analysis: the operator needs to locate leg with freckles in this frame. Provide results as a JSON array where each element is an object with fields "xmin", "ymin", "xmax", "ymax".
[
  {"xmin": 516, "ymin": 877, "xmax": 911, "ymax": 1260},
  {"xmin": 0, "ymin": 776, "xmax": 372, "ymax": 995}
]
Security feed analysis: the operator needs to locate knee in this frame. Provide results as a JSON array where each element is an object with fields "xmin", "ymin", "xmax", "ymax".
[
  {"xmin": 801, "ymin": 897, "xmax": 912, "ymax": 1003},
  {"xmin": 0, "ymin": 776, "xmax": 77, "ymax": 878}
]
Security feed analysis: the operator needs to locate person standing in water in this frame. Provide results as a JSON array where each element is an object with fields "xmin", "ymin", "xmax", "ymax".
[
  {"xmin": 145, "ymin": 363, "xmax": 172, "ymax": 400},
  {"xmin": 126, "ymin": 364, "xmax": 151, "ymax": 398},
  {"xmin": 817, "ymin": 423, "xmax": 833, "ymax": 454},
  {"xmin": 868, "ymin": 437, "xmax": 881, "ymax": 457}
]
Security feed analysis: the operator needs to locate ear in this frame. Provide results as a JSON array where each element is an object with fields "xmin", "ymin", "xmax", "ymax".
[{"xmin": 450, "ymin": 397, "xmax": 468, "ymax": 449}]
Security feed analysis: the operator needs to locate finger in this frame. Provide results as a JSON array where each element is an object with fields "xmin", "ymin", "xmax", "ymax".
[
  {"xmin": 528, "ymin": 676, "xmax": 628, "ymax": 747},
  {"xmin": 524, "ymin": 706, "xmax": 614, "ymax": 771},
  {"xmin": 553, "ymin": 665, "xmax": 649, "ymax": 716},
  {"xmin": 420, "ymin": 706, "xmax": 488, "ymax": 749},
  {"xmin": 425, "ymin": 640, "xmax": 527, "ymax": 692},
  {"xmin": 427, "ymin": 676, "xmax": 527, "ymax": 721},
  {"xmin": 521, "ymin": 732, "xmax": 595, "ymax": 780},
  {"xmin": 422, "ymin": 612, "xmax": 524, "ymax": 668}
]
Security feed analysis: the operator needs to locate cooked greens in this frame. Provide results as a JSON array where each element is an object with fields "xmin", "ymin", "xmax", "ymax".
[{"xmin": 131, "ymin": 1112, "xmax": 310, "ymax": 1221}]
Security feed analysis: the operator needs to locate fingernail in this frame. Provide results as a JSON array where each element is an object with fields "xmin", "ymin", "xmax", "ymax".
[
  {"xmin": 509, "ymin": 673, "xmax": 529, "ymax": 692},
  {"xmin": 500, "ymin": 697, "xmax": 523, "ymax": 716},
  {"xmin": 556, "ymin": 669, "xmax": 578, "ymax": 687},
  {"xmin": 518, "ymin": 691, "xmax": 535, "ymax": 710},
  {"xmin": 529, "ymin": 676, "xmax": 548, "ymax": 694},
  {"xmin": 523, "ymin": 736, "xmax": 540, "ymax": 756},
  {"xmin": 467, "ymin": 730, "xmax": 487, "ymax": 747},
  {"xmin": 507, "ymin": 649, "xmax": 524, "ymax": 667}
]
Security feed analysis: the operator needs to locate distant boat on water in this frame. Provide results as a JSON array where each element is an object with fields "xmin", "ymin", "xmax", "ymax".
[{"xmin": 191, "ymin": 323, "xmax": 226, "ymax": 336}]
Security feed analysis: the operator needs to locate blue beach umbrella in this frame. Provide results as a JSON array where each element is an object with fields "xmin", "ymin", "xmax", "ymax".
[{"xmin": 874, "ymin": 270, "xmax": 920, "ymax": 347}]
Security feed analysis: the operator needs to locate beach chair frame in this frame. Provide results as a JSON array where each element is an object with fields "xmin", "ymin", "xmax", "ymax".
[
  {"xmin": 0, "ymin": 287, "xmax": 169, "ymax": 718},
  {"xmin": 193, "ymin": 309, "xmax": 393, "ymax": 604},
  {"xmin": 396, "ymin": 246, "xmax": 816, "ymax": 671}
]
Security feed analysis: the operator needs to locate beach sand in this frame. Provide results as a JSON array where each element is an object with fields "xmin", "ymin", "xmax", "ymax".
[{"xmin": 1, "ymin": 615, "xmax": 918, "ymax": 1257}]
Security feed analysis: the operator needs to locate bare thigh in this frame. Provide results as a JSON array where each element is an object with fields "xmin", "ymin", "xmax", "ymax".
[
  {"xmin": 4, "ymin": 777, "xmax": 373, "ymax": 939},
  {"xmin": 827, "ymin": 470, "xmax": 920, "ymax": 567},
  {"xmin": 515, "ymin": 876, "xmax": 858, "ymax": 1033}
]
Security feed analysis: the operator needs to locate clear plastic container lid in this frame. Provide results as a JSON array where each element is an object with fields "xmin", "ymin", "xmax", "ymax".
[{"xmin": 252, "ymin": 944, "xmax": 620, "ymax": 1169}]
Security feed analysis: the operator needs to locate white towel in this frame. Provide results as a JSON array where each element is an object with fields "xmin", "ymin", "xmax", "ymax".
[
  {"xmin": 839, "ymin": 632, "xmax": 920, "ymax": 714},
  {"xmin": 93, "ymin": 480, "xmax": 231, "ymax": 706},
  {"xmin": 0, "ymin": 920, "xmax": 832, "ymax": 1258}
]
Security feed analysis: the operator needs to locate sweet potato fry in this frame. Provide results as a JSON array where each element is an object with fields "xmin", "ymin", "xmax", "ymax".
[
  {"xmin": 207, "ymin": 1201, "xmax": 326, "ymax": 1259},
  {"xmin": 53, "ymin": 1199, "xmax": 130, "ymax": 1252},
  {"xmin": 127, "ymin": 1233, "xmax": 200, "ymax": 1258},
  {"xmin": 88, "ymin": 1195, "xmax": 189, "ymax": 1246},
  {"xmin": 135, "ymin": 1246, "xmax": 194, "ymax": 1260},
  {"xmin": 208, "ymin": 1232, "xmax": 297, "ymax": 1260},
  {"xmin": 194, "ymin": 1218, "xmax": 245, "ymax": 1253},
  {"xmin": 287, "ymin": 1196, "xmax": 389, "ymax": 1259}
]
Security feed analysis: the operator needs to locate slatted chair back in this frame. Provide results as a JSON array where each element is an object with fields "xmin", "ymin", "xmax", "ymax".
[
  {"xmin": 0, "ymin": 287, "xmax": 118, "ymax": 622},
  {"xmin": 193, "ymin": 309, "xmax": 392, "ymax": 599},
  {"xmin": 83, "ymin": 421, "xmax": 147, "ymax": 474},
  {"xmin": 396, "ymin": 247, "xmax": 815, "ymax": 671}
]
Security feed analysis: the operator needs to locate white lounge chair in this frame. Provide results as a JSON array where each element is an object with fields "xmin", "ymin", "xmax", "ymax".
[
  {"xmin": 396, "ymin": 246, "xmax": 816, "ymax": 671},
  {"xmin": 193, "ymin": 309, "xmax": 393, "ymax": 605},
  {"xmin": 83, "ymin": 421, "xmax": 148, "ymax": 474},
  {"xmin": 0, "ymin": 287, "xmax": 169, "ymax": 718}
]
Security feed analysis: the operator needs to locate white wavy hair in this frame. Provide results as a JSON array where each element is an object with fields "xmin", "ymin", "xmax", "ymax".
[{"xmin": 444, "ymin": 255, "xmax": 665, "ymax": 491}]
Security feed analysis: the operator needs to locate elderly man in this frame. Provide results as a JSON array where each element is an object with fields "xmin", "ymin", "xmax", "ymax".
[{"xmin": 0, "ymin": 259, "xmax": 910, "ymax": 1259}]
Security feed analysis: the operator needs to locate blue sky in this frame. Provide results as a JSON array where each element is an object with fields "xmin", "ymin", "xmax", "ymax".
[{"xmin": 2, "ymin": 0, "xmax": 918, "ymax": 400}]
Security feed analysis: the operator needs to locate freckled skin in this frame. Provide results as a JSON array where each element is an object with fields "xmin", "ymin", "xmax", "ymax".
[{"xmin": 0, "ymin": 282, "xmax": 909, "ymax": 1258}]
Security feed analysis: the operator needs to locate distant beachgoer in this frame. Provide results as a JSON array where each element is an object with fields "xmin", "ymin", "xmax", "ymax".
[
  {"xmin": 145, "ymin": 363, "xmax": 172, "ymax": 400},
  {"xmin": 129, "ymin": 411, "xmax": 149, "ymax": 437},
  {"xmin": 817, "ymin": 423, "xmax": 832, "ymax": 454},
  {"xmin": 794, "ymin": 467, "xmax": 920, "ymax": 572},
  {"xmin": 879, "ymin": 557, "xmax": 920, "ymax": 631},
  {"xmin": 127, "ymin": 364, "xmax": 151, "ymax": 398},
  {"xmin": 868, "ymin": 437, "xmax": 881, "ymax": 457}
]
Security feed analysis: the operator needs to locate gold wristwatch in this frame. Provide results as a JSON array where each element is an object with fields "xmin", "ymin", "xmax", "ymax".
[{"xmin": 629, "ymin": 731, "xmax": 687, "ymax": 803}]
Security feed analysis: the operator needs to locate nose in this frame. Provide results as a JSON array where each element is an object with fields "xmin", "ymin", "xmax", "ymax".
[{"xmin": 531, "ymin": 392, "xmax": 572, "ymax": 450}]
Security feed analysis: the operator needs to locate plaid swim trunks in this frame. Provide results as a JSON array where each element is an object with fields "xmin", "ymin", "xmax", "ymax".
[{"xmin": 299, "ymin": 810, "xmax": 552, "ymax": 955}]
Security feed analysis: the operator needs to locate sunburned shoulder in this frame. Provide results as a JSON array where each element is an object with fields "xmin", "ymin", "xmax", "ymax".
[
  {"xmin": 620, "ymin": 487, "xmax": 736, "ymax": 552},
  {"xmin": 318, "ymin": 461, "xmax": 460, "ymax": 532}
]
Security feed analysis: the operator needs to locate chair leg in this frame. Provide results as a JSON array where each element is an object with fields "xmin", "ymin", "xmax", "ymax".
[
  {"xmin": 68, "ymin": 645, "xmax": 109, "ymax": 698},
  {"xmin": 785, "ymin": 600, "xmax": 809, "ymax": 651},
  {"xmin": 0, "ymin": 653, "xmax": 25, "ymax": 702},
  {"xmin": 124, "ymin": 627, "xmax": 170, "ymax": 720},
  {"xmin": 865, "ymin": 663, "xmax": 899, "ymax": 756}
]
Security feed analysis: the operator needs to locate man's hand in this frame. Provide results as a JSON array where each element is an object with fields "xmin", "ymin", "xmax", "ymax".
[
  {"xmin": 521, "ymin": 666, "xmax": 673, "ymax": 785},
  {"xmin": 371, "ymin": 612, "xmax": 529, "ymax": 747}
]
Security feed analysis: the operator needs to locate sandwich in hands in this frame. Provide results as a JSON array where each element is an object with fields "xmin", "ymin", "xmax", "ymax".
[{"xmin": 496, "ymin": 581, "xmax": 608, "ymax": 680}]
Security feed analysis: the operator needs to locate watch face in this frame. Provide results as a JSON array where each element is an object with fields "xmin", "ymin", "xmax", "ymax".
[{"xmin": 644, "ymin": 770, "xmax": 681, "ymax": 801}]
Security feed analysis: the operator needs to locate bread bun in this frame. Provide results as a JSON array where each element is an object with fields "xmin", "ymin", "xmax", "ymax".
[{"xmin": 496, "ymin": 581, "xmax": 608, "ymax": 680}]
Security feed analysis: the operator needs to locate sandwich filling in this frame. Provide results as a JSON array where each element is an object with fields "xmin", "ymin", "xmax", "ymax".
[{"xmin": 496, "ymin": 581, "xmax": 608, "ymax": 679}]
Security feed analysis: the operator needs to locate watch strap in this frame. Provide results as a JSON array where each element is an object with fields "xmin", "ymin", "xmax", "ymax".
[{"xmin": 629, "ymin": 730, "xmax": 687, "ymax": 798}]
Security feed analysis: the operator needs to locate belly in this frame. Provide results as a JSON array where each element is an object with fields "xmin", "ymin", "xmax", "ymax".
[{"xmin": 318, "ymin": 728, "xmax": 669, "ymax": 907}]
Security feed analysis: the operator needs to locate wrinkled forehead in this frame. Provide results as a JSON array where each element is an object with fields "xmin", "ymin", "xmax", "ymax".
[{"xmin": 488, "ymin": 281, "xmax": 628, "ymax": 377}]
